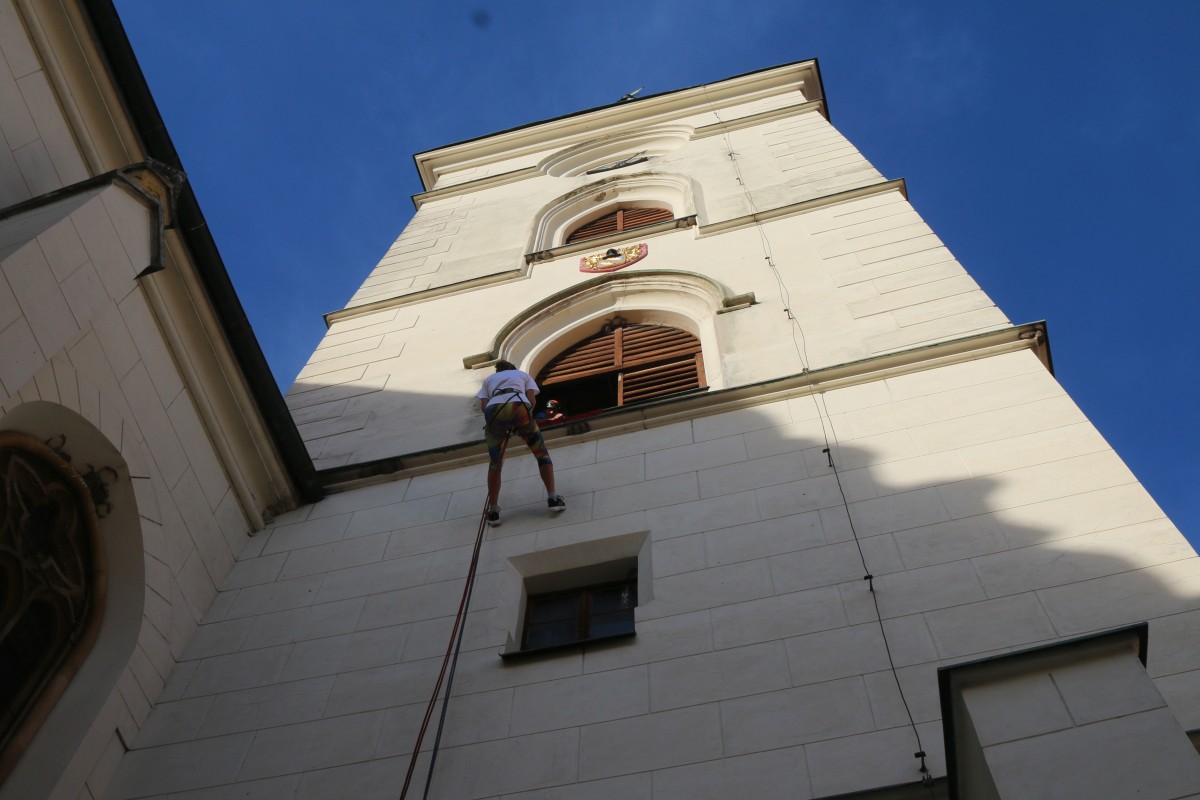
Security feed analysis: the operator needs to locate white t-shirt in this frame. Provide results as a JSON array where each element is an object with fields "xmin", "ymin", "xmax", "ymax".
[{"xmin": 475, "ymin": 369, "xmax": 538, "ymax": 408}]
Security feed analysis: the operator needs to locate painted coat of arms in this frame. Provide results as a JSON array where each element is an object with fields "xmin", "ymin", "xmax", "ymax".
[{"xmin": 579, "ymin": 243, "xmax": 648, "ymax": 274}]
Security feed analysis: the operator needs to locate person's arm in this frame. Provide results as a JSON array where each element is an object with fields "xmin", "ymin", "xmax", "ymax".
[
  {"xmin": 523, "ymin": 372, "xmax": 540, "ymax": 408},
  {"xmin": 479, "ymin": 398, "xmax": 488, "ymax": 413}
]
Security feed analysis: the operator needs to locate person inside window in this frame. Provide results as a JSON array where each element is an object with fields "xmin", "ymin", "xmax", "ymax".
[{"xmin": 534, "ymin": 399, "xmax": 566, "ymax": 425}]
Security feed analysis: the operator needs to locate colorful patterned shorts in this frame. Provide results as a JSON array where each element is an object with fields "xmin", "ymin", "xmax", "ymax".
[{"xmin": 484, "ymin": 402, "xmax": 552, "ymax": 471}]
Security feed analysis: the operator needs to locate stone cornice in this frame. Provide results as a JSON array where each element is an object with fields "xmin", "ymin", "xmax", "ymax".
[
  {"xmin": 326, "ymin": 180, "xmax": 909, "ymax": 327},
  {"xmin": 412, "ymin": 166, "xmax": 540, "ymax": 209},
  {"xmin": 324, "ymin": 216, "xmax": 698, "ymax": 327},
  {"xmin": 409, "ymin": 99, "xmax": 829, "ymax": 208},
  {"xmin": 414, "ymin": 61, "xmax": 823, "ymax": 191},
  {"xmin": 325, "ymin": 267, "xmax": 527, "ymax": 327},
  {"xmin": 691, "ymin": 99, "xmax": 827, "ymax": 139},
  {"xmin": 698, "ymin": 179, "xmax": 908, "ymax": 237},
  {"xmin": 317, "ymin": 321, "xmax": 1052, "ymax": 492}
]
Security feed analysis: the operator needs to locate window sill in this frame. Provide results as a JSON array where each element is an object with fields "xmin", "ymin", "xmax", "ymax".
[{"xmin": 498, "ymin": 630, "xmax": 636, "ymax": 661}]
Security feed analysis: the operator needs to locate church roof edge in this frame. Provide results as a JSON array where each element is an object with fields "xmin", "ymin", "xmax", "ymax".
[
  {"xmin": 412, "ymin": 59, "xmax": 827, "ymax": 192},
  {"xmin": 78, "ymin": 0, "xmax": 323, "ymax": 504}
]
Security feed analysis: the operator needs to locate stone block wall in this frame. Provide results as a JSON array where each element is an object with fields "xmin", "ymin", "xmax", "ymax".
[
  {"xmin": 0, "ymin": 4, "xmax": 260, "ymax": 797},
  {"xmin": 111, "ymin": 350, "xmax": 1200, "ymax": 798}
]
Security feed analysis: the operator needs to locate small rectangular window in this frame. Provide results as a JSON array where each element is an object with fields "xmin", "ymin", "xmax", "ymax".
[{"xmin": 520, "ymin": 578, "xmax": 637, "ymax": 653}]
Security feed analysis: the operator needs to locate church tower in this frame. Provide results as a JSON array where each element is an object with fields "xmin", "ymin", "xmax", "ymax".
[{"xmin": 106, "ymin": 62, "xmax": 1200, "ymax": 799}]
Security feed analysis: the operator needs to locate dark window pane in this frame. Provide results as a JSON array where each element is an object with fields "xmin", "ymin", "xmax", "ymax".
[
  {"xmin": 0, "ymin": 602, "xmax": 55, "ymax": 709},
  {"xmin": 589, "ymin": 610, "xmax": 635, "ymax": 638},
  {"xmin": 527, "ymin": 592, "xmax": 579, "ymax": 624},
  {"xmin": 589, "ymin": 583, "xmax": 636, "ymax": 614},
  {"xmin": 522, "ymin": 575, "xmax": 638, "ymax": 653},
  {"xmin": 524, "ymin": 619, "xmax": 579, "ymax": 650}
]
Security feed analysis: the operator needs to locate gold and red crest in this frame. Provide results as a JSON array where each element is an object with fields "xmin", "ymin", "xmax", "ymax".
[{"xmin": 579, "ymin": 243, "xmax": 647, "ymax": 274}]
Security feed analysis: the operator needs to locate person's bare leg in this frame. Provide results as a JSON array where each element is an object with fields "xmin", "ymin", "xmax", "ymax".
[
  {"xmin": 487, "ymin": 468, "xmax": 502, "ymax": 508},
  {"xmin": 538, "ymin": 462, "xmax": 556, "ymax": 495}
]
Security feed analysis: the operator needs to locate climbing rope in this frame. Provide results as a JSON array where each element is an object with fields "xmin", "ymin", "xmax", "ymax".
[{"xmin": 398, "ymin": 435, "xmax": 509, "ymax": 799}]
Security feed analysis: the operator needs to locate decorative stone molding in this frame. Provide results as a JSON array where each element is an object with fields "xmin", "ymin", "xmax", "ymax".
[
  {"xmin": 538, "ymin": 124, "xmax": 693, "ymax": 178},
  {"xmin": 527, "ymin": 172, "xmax": 697, "ymax": 255},
  {"xmin": 463, "ymin": 270, "xmax": 745, "ymax": 387}
]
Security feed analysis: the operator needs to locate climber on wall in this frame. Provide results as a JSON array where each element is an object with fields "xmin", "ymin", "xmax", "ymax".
[{"xmin": 475, "ymin": 360, "xmax": 566, "ymax": 526}]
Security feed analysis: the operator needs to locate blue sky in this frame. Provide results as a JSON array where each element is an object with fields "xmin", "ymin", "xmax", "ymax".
[{"xmin": 113, "ymin": 2, "xmax": 1199, "ymax": 542}]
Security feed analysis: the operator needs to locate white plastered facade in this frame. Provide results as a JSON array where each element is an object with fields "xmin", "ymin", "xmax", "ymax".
[
  {"xmin": 0, "ymin": 2, "xmax": 303, "ymax": 798},
  {"xmin": 116, "ymin": 62, "xmax": 1196, "ymax": 800},
  {"xmin": 4, "ymin": 10, "xmax": 1198, "ymax": 799}
]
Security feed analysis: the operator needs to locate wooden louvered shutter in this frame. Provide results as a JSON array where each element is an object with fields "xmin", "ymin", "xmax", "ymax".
[
  {"xmin": 539, "ymin": 329, "xmax": 618, "ymax": 385},
  {"xmin": 618, "ymin": 207, "xmax": 672, "ymax": 230},
  {"xmin": 614, "ymin": 324, "xmax": 704, "ymax": 404},
  {"xmin": 565, "ymin": 207, "xmax": 674, "ymax": 244},
  {"xmin": 566, "ymin": 211, "xmax": 621, "ymax": 244},
  {"xmin": 538, "ymin": 323, "xmax": 705, "ymax": 408}
]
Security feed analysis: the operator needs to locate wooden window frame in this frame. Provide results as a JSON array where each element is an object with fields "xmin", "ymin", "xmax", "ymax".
[{"xmin": 517, "ymin": 578, "xmax": 638, "ymax": 656}]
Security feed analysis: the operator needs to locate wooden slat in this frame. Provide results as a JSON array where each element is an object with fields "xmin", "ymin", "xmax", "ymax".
[
  {"xmin": 622, "ymin": 325, "xmax": 693, "ymax": 345},
  {"xmin": 619, "ymin": 357, "xmax": 700, "ymax": 398},
  {"xmin": 623, "ymin": 334, "xmax": 696, "ymax": 351},
  {"xmin": 537, "ymin": 324, "xmax": 703, "ymax": 403},
  {"xmin": 621, "ymin": 356, "xmax": 701, "ymax": 401},
  {"xmin": 621, "ymin": 207, "xmax": 672, "ymax": 227},
  {"xmin": 565, "ymin": 207, "xmax": 673, "ymax": 244},
  {"xmin": 551, "ymin": 348, "xmax": 615, "ymax": 370},
  {"xmin": 621, "ymin": 345, "xmax": 701, "ymax": 368},
  {"xmin": 622, "ymin": 325, "xmax": 695, "ymax": 346},
  {"xmin": 624, "ymin": 360, "xmax": 697, "ymax": 384},
  {"xmin": 625, "ymin": 357, "xmax": 696, "ymax": 375},
  {"xmin": 622, "ymin": 328, "xmax": 683, "ymax": 346},
  {"xmin": 624, "ymin": 378, "xmax": 698, "ymax": 401},
  {"xmin": 540, "ymin": 332, "xmax": 616, "ymax": 383},
  {"xmin": 541, "ymin": 364, "xmax": 615, "ymax": 385},
  {"xmin": 566, "ymin": 211, "xmax": 621, "ymax": 243},
  {"xmin": 620, "ymin": 325, "xmax": 700, "ymax": 368}
]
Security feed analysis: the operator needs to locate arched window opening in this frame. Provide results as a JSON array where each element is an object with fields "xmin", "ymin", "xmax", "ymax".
[
  {"xmin": 0, "ymin": 433, "xmax": 102, "ymax": 782},
  {"xmin": 535, "ymin": 319, "xmax": 706, "ymax": 418},
  {"xmin": 565, "ymin": 207, "xmax": 673, "ymax": 245}
]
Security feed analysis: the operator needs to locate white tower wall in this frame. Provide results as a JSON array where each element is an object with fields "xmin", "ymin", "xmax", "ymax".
[{"xmin": 104, "ymin": 62, "xmax": 1200, "ymax": 799}]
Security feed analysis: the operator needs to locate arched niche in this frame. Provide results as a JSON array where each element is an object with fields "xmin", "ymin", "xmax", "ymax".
[
  {"xmin": 529, "ymin": 172, "xmax": 696, "ymax": 254},
  {"xmin": 0, "ymin": 402, "xmax": 144, "ymax": 800},
  {"xmin": 487, "ymin": 271, "xmax": 735, "ymax": 392},
  {"xmin": 538, "ymin": 124, "xmax": 693, "ymax": 178}
]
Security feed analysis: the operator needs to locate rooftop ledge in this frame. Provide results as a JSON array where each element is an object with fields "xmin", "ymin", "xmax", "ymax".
[{"xmin": 316, "ymin": 320, "xmax": 1051, "ymax": 493}]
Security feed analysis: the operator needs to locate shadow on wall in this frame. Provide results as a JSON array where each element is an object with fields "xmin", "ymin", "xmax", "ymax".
[
  {"xmin": 286, "ymin": 375, "xmax": 492, "ymax": 469},
  {"xmin": 102, "ymin": 392, "xmax": 1200, "ymax": 799}
]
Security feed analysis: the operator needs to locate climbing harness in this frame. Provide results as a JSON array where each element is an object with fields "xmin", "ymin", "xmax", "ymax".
[{"xmin": 484, "ymin": 386, "xmax": 533, "ymax": 439}]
